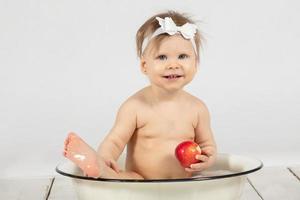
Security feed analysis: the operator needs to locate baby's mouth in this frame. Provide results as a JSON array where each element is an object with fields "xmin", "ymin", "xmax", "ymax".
[{"xmin": 162, "ymin": 74, "xmax": 184, "ymax": 79}]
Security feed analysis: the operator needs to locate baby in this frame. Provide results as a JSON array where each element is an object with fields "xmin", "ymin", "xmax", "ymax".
[{"xmin": 63, "ymin": 11, "xmax": 217, "ymax": 180}]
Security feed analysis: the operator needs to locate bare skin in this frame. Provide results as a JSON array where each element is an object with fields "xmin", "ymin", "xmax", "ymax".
[
  {"xmin": 64, "ymin": 132, "xmax": 142, "ymax": 179},
  {"xmin": 63, "ymin": 34, "xmax": 217, "ymax": 179},
  {"xmin": 64, "ymin": 133, "xmax": 102, "ymax": 178}
]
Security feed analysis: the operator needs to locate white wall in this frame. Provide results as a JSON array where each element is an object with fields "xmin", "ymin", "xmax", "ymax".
[{"xmin": 0, "ymin": 0, "xmax": 299, "ymax": 177}]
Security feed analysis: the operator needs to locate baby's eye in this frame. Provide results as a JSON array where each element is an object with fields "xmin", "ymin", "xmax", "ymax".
[
  {"xmin": 157, "ymin": 55, "xmax": 167, "ymax": 60},
  {"xmin": 178, "ymin": 54, "xmax": 189, "ymax": 59}
]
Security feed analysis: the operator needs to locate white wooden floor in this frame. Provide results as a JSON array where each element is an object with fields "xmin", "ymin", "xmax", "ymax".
[{"xmin": 1, "ymin": 166, "xmax": 300, "ymax": 200}]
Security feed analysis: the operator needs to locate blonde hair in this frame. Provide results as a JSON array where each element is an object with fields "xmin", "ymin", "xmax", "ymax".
[{"xmin": 136, "ymin": 10, "xmax": 203, "ymax": 61}]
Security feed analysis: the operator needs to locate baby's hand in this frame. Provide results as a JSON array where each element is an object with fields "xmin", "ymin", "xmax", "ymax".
[
  {"xmin": 185, "ymin": 146, "xmax": 215, "ymax": 173},
  {"xmin": 104, "ymin": 159, "xmax": 120, "ymax": 173}
]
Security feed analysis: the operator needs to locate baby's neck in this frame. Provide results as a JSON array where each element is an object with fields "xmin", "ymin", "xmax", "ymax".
[{"xmin": 148, "ymin": 85, "xmax": 184, "ymax": 103}]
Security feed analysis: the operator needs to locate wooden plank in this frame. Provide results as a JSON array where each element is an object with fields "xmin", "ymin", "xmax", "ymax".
[
  {"xmin": 288, "ymin": 165, "xmax": 300, "ymax": 181},
  {"xmin": 0, "ymin": 177, "xmax": 53, "ymax": 200},
  {"xmin": 240, "ymin": 179, "xmax": 262, "ymax": 200},
  {"xmin": 248, "ymin": 166, "xmax": 300, "ymax": 200},
  {"xmin": 48, "ymin": 176, "xmax": 78, "ymax": 200}
]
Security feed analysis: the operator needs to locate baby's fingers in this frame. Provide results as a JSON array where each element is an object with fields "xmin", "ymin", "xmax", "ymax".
[
  {"xmin": 201, "ymin": 147, "xmax": 215, "ymax": 157},
  {"xmin": 110, "ymin": 160, "xmax": 120, "ymax": 173},
  {"xmin": 185, "ymin": 162, "xmax": 206, "ymax": 172},
  {"xmin": 196, "ymin": 155, "xmax": 209, "ymax": 162},
  {"xmin": 105, "ymin": 159, "xmax": 120, "ymax": 173}
]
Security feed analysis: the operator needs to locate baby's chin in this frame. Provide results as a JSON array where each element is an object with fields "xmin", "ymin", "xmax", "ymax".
[{"xmin": 162, "ymin": 85, "xmax": 186, "ymax": 93}]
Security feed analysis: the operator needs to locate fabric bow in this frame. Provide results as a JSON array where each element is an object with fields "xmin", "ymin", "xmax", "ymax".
[
  {"xmin": 140, "ymin": 16, "xmax": 198, "ymax": 55},
  {"xmin": 156, "ymin": 17, "xmax": 197, "ymax": 39}
]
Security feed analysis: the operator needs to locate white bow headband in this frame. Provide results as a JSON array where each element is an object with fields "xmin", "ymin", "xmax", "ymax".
[{"xmin": 141, "ymin": 17, "xmax": 198, "ymax": 55}]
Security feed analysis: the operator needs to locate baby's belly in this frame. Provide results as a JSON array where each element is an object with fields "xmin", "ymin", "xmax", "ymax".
[{"xmin": 126, "ymin": 136, "xmax": 194, "ymax": 179}]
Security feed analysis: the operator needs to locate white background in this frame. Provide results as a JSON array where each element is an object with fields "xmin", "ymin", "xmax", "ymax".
[{"xmin": 0, "ymin": 0, "xmax": 299, "ymax": 177}]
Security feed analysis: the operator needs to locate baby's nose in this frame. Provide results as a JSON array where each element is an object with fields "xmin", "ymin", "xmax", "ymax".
[{"xmin": 166, "ymin": 64, "xmax": 180, "ymax": 70}]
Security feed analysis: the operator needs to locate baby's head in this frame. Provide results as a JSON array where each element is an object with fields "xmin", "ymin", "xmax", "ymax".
[
  {"xmin": 135, "ymin": 11, "xmax": 203, "ymax": 92},
  {"xmin": 136, "ymin": 10, "xmax": 202, "ymax": 62}
]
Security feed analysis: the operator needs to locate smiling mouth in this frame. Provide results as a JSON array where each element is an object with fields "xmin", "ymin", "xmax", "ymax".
[{"xmin": 162, "ymin": 74, "xmax": 184, "ymax": 80}]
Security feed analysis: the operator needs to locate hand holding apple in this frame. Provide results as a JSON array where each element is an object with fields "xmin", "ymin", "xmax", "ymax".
[{"xmin": 175, "ymin": 141, "xmax": 202, "ymax": 168}]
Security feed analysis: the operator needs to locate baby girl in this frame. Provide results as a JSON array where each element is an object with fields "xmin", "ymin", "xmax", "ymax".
[{"xmin": 63, "ymin": 10, "xmax": 217, "ymax": 180}]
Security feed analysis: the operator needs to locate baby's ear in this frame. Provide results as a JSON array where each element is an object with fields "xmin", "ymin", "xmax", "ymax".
[{"xmin": 140, "ymin": 56, "xmax": 147, "ymax": 74}]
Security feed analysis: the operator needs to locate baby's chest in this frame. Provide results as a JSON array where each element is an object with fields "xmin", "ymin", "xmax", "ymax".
[{"xmin": 136, "ymin": 109, "xmax": 197, "ymax": 139}]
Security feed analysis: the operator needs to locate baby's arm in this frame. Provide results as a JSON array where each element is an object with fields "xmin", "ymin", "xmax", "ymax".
[
  {"xmin": 97, "ymin": 98, "xmax": 137, "ymax": 170},
  {"xmin": 186, "ymin": 100, "xmax": 217, "ymax": 172}
]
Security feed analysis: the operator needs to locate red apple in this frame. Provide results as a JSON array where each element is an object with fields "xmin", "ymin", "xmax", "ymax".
[{"xmin": 175, "ymin": 141, "xmax": 201, "ymax": 168}]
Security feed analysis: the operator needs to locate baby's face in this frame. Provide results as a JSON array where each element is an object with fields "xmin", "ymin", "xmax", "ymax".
[{"xmin": 141, "ymin": 34, "xmax": 197, "ymax": 92}]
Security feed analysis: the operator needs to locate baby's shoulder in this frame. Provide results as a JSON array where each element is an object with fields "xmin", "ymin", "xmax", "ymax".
[
  {"xmin": 130, "ymin": 87, "xmax": 153, "ymax": 104},
  {"xmin": 121, "ymin": 88, "xmax": 149, "ymax": 110},
  {"xmin": 183, "ymin": 92, "xmax": 208, "ymax": 112}
]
